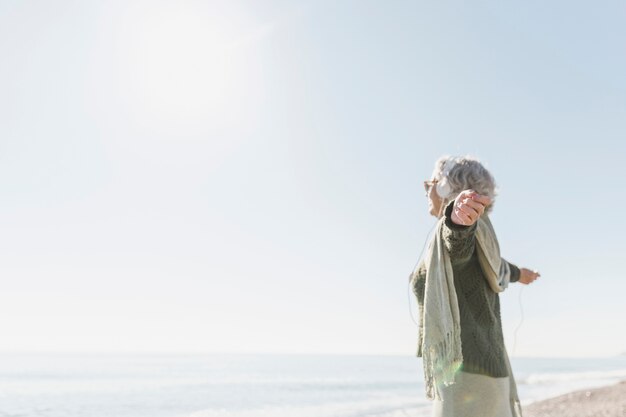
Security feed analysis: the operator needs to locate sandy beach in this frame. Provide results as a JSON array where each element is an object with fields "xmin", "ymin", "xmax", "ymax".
[{"xmin": 523, "ymin": 380, "xmax": 626, "ymax": 417}]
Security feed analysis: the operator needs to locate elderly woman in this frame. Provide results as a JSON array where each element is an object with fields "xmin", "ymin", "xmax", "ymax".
[{"xmin": 410, "ymin": 155, "xmax": 540, "ymax": 417}]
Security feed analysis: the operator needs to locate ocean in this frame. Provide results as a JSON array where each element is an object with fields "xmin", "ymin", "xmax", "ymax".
[{"xmin": 0, "ymin": 353, "xmax": 625, "ymax": 417}]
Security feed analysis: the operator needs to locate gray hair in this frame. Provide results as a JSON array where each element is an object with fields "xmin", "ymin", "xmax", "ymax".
[{"xmin": 431, "ymin": 155, "xmax": 497, "ymax": 213}]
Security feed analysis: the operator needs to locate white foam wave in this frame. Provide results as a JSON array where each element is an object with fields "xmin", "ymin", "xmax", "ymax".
[
  {"xmin": 521, "ymin": 368, "xmax": 626, "ymax": 385},
  {"xmin": 179, "ymin": 395, "xmax": 431, "ymax": 417},
  {"xmin": 196, "ymin": 375, "xmax": 418, "ymax": 387}
]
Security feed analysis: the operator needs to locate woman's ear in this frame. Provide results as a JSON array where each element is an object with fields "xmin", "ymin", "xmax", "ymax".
[{"xmin": 436, "ymin": 158, "xmax": 456, "ymax": 199}]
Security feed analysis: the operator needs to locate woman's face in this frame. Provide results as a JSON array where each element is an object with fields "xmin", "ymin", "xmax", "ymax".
[{"xmin": 425, "ymin": 179, "xmax": 444, "ymax": 217}]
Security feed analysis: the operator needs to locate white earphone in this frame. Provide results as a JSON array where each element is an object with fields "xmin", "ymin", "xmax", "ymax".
[{"xmin": 436, "ymin": 158, "xmax": 456, "ymax": 199}]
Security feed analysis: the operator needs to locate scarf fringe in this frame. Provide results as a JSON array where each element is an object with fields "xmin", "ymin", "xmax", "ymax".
[
  {"xmin": 512, "ymin": 397, "xmax": 523, "ymax": 417},
  {"xmin": 422, "ymin": 324, "xmax": 463, "ymax": 401}
]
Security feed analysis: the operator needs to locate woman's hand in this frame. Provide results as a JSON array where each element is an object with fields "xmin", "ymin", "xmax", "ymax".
[
  {"xmin": 519, "ymin": 268, "xmax": 540, "ymax": 285},
  {"xmin": 451, "ymin": 190, "xmax": 492, "ymax": 226}
]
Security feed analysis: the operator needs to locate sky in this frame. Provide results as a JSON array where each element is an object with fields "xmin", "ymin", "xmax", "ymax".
[{"xmin": 1, "ymin": 0, "xmax": 625, "ymax": 358}]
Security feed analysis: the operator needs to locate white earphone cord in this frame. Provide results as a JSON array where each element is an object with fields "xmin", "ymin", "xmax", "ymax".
[{"xmin": 511, "ymin": 285, "xmax": 525, "ymax": 357}]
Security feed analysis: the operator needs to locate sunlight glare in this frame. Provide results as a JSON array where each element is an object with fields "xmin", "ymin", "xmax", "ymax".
[{"xmin": 118, "ymin": 2, "xmax": 262, "ymax": 137}]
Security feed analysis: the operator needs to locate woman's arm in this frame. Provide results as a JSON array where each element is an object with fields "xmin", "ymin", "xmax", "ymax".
[
  {"xmin": 442, "ymin": 199, "xmax": 478, "ymax": 264},
  {"xmin": 442, "ymin": 190, "xmax": 493, "ymax": 264},
  {"xmin": 444, "ymin": 189, "xmax": 541, "ymax": 285}
]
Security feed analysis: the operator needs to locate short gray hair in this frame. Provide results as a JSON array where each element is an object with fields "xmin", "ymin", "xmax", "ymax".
[{"xmin": 431, "ymin": 155, "xmax": 497, "ymax": 213}]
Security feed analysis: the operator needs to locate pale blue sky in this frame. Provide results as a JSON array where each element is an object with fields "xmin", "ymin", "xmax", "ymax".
[{"xmin": 1, "ymin": 0, "xmax": 624, "ymax": 357}]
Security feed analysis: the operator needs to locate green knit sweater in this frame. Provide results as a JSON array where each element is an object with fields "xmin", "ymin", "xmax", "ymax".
[{"xmin": 412, "ymin": 200, "xmax": 520, "ymax": 378}]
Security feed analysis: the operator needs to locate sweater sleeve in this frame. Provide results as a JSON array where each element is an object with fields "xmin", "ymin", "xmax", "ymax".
[
  {"xmin": 442, "ymin": 199, "xmax": 478, "ymax": 265},
  {"xmin": 410, "ymin": 261, "xmax": 427, "ymax": 299},
  {"xmin": 503, "ymin": 258, "xmax": 521, "ymax": 283},
  {"xmin": 409, "ymin": 262, "xmax": 427, "ymax": 358}
]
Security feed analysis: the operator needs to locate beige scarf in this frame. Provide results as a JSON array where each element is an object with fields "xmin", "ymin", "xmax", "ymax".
[{"xmin": 417, "ymin": 214, "xmax": 522, "ymax": 417}]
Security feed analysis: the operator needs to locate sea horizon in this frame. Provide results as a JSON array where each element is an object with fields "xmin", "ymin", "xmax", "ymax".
[{"xmin": 2, "ymin": 350, "xmax": 623, "ymax": 358}]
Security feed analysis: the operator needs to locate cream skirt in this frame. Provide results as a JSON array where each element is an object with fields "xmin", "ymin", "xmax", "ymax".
[{"xmin": 431, "ymin": 371, "xmax": 513, "ymax": 417}]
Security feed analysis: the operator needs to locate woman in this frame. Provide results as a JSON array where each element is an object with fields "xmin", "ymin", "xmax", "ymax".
[{"xmin": 410, "ymin": 155, "xmax": 540, "ymax": 417}]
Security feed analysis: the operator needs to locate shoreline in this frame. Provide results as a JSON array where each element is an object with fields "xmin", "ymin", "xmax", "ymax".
[{"xmin": 522, "ymin": 380, "xmax": 626, "ymax": 417}]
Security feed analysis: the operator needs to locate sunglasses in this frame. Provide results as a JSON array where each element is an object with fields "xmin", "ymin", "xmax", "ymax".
[{"xmin": 423, "ymin": 179, "xmax": 438, "ymax": 195}]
